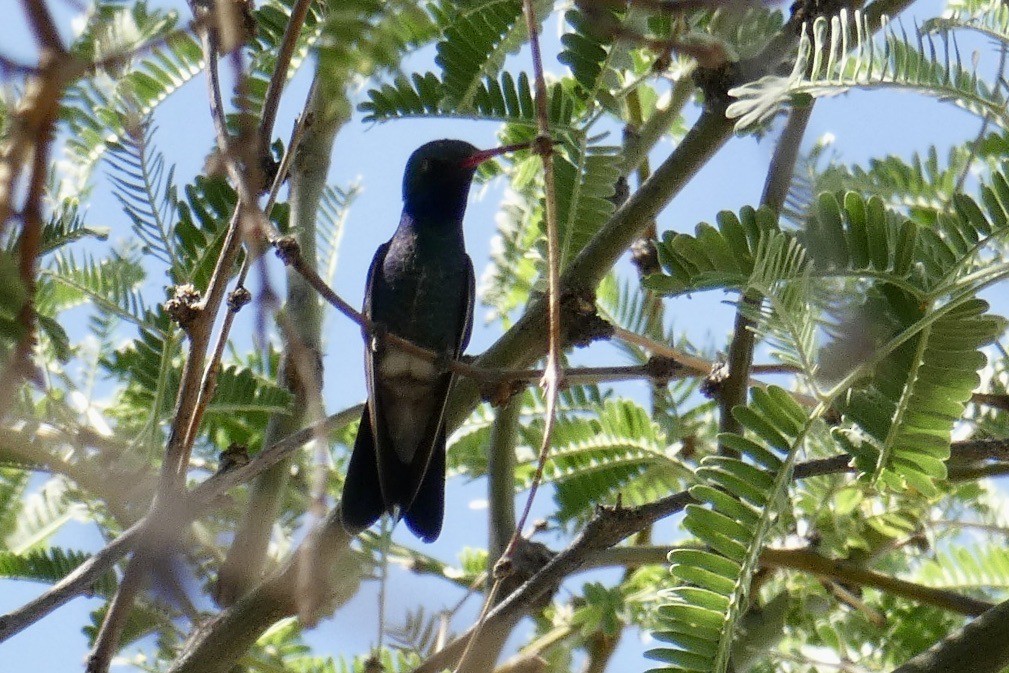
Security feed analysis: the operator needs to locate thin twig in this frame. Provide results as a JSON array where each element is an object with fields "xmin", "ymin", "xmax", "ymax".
[
  {"xmin": 0, "ymin": 405, "xmax": 362, "ymax": 642},
  {"xmin": 258, "ymin": 0, "xmax": 315, "ymax": 149},
  {"xmin": 455, "ymin": 5, "xmax": 561, "ymax": 668},
  {"xmin": 972, "ymin": 392, "xmax": 1009, "ymax": 412},
  {"xmin": 583, "ymin": 545, "xmax": 994, "ymax": 617},
  {"xmin": 760, "ymin": 547, "xmax": 993, "ymax": 617},
  {"xmin": 718, "ymin": 104, "xmax": 814, "ymax": 452},
  {"xmin": 86, "ymin": 555, "xmax": 148, "ymax": 673}
]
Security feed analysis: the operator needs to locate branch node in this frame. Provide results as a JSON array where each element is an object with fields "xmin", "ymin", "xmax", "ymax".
[
  {"xmin": 218, "ymin": 443, "xmax": 250, "ymax": 472},
  {"xmin": 532, "ymin": 134, "xmax": 555, "ymax": 157},
  {"xmin": 493, "ymin": 556, "xmax": 514, "ymax": 582},
  {"xmin": 273, "ymin": 235, "xmax": 301, "ymax": 266},
  {"xmin": 482, "ymin": 379, "xmax": 526, "ymax": 408},
  {"xmin": 227, "ymin": 286, "xmax": 252, "ymax": 312},
  {"xmin": 692, "ymin": 61, "xmax": 738, "ymax": 113},
  {"xmin": 165, "ymin": 284, "xmax": 203, "ymax": 331},
  {"xmin": 561, "ymin": 289, "xmax": 613, "ymax": 349},
  {"xmin": 644, "ymin": 355, "xmax": 683, "ymax": 384},
  {"xmin": 498, "ymin": 538, "xmax": 557, "ymax": 610},
  {"xmin": 700, "ymin": 360, "xmax": 729, "ymax": 399}
]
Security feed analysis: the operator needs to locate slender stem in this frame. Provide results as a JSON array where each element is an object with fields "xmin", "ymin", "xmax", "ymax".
[
  {"xmin": 456, "ymin": 5, "xmax": 562, "ymax": 668},
  {"xmin": 759, "ymin": 547, "xmax": 992, "ymax": 617},
  {"xmin": 86, "ymin": 555, "xmax": 148, "ymax": 673},
  {"xmin": 258, "ymin": 0, "xmax": 315, "ymax": 149},
  {"xmin": 719, "ymin": 104, "xmax": 814, "ymax": 450},
  {"xmin": 488, "ymin": 397, "xmax": 521, "ymax": 567},
  {"xmin": 215, "ymin": 71, "xmax": 335, "ymax": 607},
  {"xmin": 21, "ymin": 0, "xmax": 65, "ymax": 53},
  {"xmin": 0, "ymin": 405, "xmax": 362, "ymax": 643}
]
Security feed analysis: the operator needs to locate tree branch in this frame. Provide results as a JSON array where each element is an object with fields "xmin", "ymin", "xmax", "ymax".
[
  {"xmin": 891, "ymin": 597, "xmax": 1009, "ymax": 673},
  {"xmin": 760, "ymin": 547, "xmax": 992, "ymax": 617},
  {"xmin": 0, "ymin": 405, "xmax": 362, "ymax": 642},
  {"xmin": 216, "ymin": 70, "xmax": 343, "ymax": 607}
]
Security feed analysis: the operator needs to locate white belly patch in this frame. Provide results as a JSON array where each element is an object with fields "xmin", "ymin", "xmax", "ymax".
[
  {"xmin": 377, "ymin": 349, "xmax": 441, "ymax": 463},
  {"xmin": 378, "ymin": 349, "xmax": 439, "ymax": 382}
]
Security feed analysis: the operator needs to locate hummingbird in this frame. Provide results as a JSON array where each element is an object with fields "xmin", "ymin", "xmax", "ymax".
[{"xmin": 340, "ymin": 139, "xmax": 518, "ymax": 542}]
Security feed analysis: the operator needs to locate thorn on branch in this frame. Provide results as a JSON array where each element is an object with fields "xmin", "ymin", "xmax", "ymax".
[
  {"xmin": 165, "ymin": 284, "xmax": 203, "ymax": 331},
  {"xmin": 273, "ymin": 235, "xmax": 301, "ymax": 266},
  {"xmin": 227, "ymin": 286, "xmax": 252, "ymax": 312}
]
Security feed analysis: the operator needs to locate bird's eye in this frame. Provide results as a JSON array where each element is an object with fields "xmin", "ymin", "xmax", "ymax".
[{"xmin": 420, "ymin": 159, "xmax": 431, "ymax": 173}]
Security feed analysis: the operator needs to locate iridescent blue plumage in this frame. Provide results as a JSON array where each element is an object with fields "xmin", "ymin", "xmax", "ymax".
[{"xmin": 341, "ymin": 139, "xmax": 489, "ymax": 542}]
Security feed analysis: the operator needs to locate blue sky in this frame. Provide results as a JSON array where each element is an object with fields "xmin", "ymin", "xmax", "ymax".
[{"xmin": 2, "ymin": 0, "xmax": 1006, "ymax": 670}]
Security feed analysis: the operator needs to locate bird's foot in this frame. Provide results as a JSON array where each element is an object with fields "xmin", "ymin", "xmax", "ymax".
[{"xmin": 370, "ymin": 322, "xmax": 389, "ymax": 353}]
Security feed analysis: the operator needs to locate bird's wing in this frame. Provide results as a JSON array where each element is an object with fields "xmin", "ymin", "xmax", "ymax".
[
  {"xmin": 401, "ymin": 259, "xmax": 474, "ymax": 496},
  {"xmin": 459, "ymin": 254, "xmax": 475, "ymax": 353},
  {"xmin": 341, "ymin": 242, "xmax": 394, "ymax": 533},
  {"xmin": 401, "ymin": 258, "xmax": 474, "ymax": 539},
  {"xmin": 361, "ymin": 242, "xmax": 399, "ymax": 507}
]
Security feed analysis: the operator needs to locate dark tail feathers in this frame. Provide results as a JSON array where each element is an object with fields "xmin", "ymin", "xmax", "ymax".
[{"xmin": 339, "ymin": 405, "xmax": 385, "ymax": 534}]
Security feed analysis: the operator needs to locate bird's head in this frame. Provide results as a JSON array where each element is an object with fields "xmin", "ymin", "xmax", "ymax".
[{"xmin": 402, "ymin": 139, "xmax": 518, "ymax": 222}]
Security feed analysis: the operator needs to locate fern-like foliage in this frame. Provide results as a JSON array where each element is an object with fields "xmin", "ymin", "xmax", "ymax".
[
  {"xmin": 812, "ymin": 147, "xmax": 974, "ymax": 219},
  {"xmin": 918, "ymin": 544, "xmax": 1009, "ymax": 594},
  {"xmin": 317, "ymin": 0, "xmax": 438, "ymax": 118},
  {"xmin": 225, "ymin": 0, "xmax": 327, "ymax": 134},
  {"xmin": 528, "ymin": 399, "xmax": 683, "ymax": 521},
  {"xmin": 480, "ymin": 186, "xmax": 541, "ymax": 324},
  {"xmin": 922, "ymin": 0, "xmax": 1009, "ymax": 44},
  {"xmin": 647, "ymin": 183, "xmax": 1009, "ymax": 495},
  {"xmin": 361, "ymin": 71, "xmax": 580, "ymax": 130},
  {"xmin": 0, "ymin": 548, "xmax": 117, "ymax": 597},
  {"xmin": 174, "ymin": 176, "xmax": 250, "ymax": 290},
  {"xmin": 40, "ymin": 251, "xmax": 148, "ymax": 327},
  {"xmin": 106, "ymin": 122, "xmax": 179, "ymax": 276},
  {"xmin": 728, "ymin": 9, "xmax": 1008, "ymax": 131},
  {"xmin": 0, "ymin": 469, "xmax": 30, "ymax": 540},
  {"xmin": 645, "ymin": 205, "xmax": 781, "ymax": 297},
  {"xmin": 202, "ymin": 365, "xmax": 294, "ymax": 448},
  {"xmin": 4, "ymin": 479, "xmax": 84, "ymax": 554},
  {"xmin": 554, "ymin": 141, "xmax": 621, "ymax": 270},
  {"xmin": 648, "ymin": 386, "xmax": 810, "ymax": 673},
  {"xmin": 317, "ymin": 184, "xmax": 359, "ymax": 285},
  {"xmin": 559, "ymin": 4, "xmax": 631, "ymax": 114},
  {"xmin": 63, "ymin": 2, "xmax": 203, "ymax": 179},
  {"xmin": 838, "ymin": 297, "xmax": 1003, "ymax": 495},
  {"xmin": 38, "ymin": 202, "xmax": 110, "ymax": 256},
  {"xmin": 386, "ymin": 607, "xmax": 445, "ymax": 657},
  {"xmin": 105, "ymin": 312, "xmax": 293, "ymax": 448},
  {"xmin": 433, "ymin": 0, "xmax": 551, "ymax": 109}
]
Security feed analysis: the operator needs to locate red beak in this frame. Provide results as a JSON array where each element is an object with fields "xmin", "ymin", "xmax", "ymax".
[{"xmin": 460, "ymin": 142, "xmax": 536, "ymax": 169}]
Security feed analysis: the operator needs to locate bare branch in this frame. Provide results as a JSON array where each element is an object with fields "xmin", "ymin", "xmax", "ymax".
[{"xmin": 0, "ymin": 406, "xmax": 362, "ymax": 642}]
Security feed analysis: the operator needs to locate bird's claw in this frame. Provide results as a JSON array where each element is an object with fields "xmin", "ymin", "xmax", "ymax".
[{"xmin": 370, "ymin": 322, "xmax": 389, "ymax": 353}]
